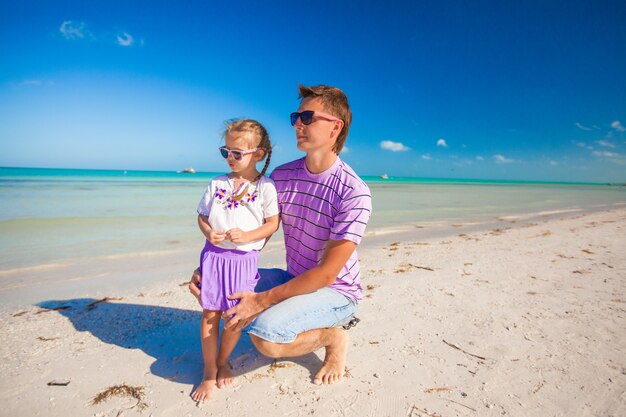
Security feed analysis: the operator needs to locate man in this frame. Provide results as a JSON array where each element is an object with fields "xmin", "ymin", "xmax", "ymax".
[{"xmin": 192, "ymin": 84, "xmax": 371, "ymax": 385}]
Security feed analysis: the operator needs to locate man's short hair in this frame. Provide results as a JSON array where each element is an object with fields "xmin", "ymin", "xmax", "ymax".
[{"xmin": 298, "ymin": 84, "xmax": 352, "ymax": 154}]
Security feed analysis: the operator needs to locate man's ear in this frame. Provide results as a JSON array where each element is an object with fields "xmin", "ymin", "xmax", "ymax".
[{"xmin": 331, "ymin": 120, "xmax": 344, "ymax": 140}]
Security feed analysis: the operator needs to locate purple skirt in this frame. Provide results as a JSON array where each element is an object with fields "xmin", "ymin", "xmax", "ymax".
[{"xmin": 198, "ymin": 241, "xmax": 260, "ymax": 311}]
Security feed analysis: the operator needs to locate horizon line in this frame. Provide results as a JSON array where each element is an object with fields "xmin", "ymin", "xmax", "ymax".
[{"xmin": 1, "ymin": 165, "xmax": 624, "ymax": 187}]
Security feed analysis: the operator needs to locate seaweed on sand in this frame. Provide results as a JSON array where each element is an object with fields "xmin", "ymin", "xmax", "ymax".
[{"xmin": 90, "ymin": 384, "xmax": 148, "ymax": 410}]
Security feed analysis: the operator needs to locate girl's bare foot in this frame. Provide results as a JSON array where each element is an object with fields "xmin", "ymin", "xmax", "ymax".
[
  {"xmin": 191, "ymin": 370, "xmax": 217, "ymax": 402},
  {"xmin": 217, "ymin": 363, "xmax": 235, "ymax": 388},
  {"xmin": 314, "ymin": 329, "xmax": 349, "ymax": 385}
]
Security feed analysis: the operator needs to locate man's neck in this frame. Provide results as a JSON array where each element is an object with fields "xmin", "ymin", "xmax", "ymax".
[{"xmin": 305, "ymin": 151, "xmax": 338, "ymax": 174}]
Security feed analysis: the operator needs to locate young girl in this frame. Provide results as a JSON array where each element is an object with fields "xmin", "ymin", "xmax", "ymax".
[{"xmin": 190, "ymin": 119, "xmax": 279, "ymax": 402}]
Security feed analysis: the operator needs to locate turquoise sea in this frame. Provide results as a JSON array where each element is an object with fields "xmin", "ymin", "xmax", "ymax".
[{"xmin": 1, "ymin": 166, "xmax": 625, "ymax": 282}]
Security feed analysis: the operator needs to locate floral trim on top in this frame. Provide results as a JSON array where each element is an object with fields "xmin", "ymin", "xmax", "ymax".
[
  {"xmin": 214, "ymin": 186, "xmax": 258, "ymax": 210},
  {"xmin": 245, "ymin": 192, "xmax": 257, "ymax": 203},
  {"xmin": 227, "ymin": 199, "xmax": 239, "ymax": 209},
  {"xmin": 215, "ymin": 188, "xmax": 227, "ymax": 200}
]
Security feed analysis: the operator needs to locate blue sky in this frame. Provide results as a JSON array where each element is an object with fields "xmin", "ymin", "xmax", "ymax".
[{"xmin": 1, "ymin": 1, "xmax": 625, "ymax": 182}]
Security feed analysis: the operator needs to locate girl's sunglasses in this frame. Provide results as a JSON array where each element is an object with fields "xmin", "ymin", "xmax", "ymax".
[
  {"xmin": 290, "ymin": 110, "xmax": 341, "ymax": 126},
  {"xmin": 219, "ymin": 146, "xmax": 259, "ymax": 161}
]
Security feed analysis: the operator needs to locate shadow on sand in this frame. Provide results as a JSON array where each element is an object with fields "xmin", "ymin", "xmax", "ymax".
[{"xmin": 37, "ymin": 298, "xmax": 323, "ymax": 386}]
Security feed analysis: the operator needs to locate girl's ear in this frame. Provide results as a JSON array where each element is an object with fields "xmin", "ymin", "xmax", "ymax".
[{"xmin": 255, "ymin": 148, "xmax": 266, "ymax": 161}]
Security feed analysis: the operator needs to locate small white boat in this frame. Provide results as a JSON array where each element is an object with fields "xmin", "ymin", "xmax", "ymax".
[
  {"xmin": 380, "ymin": 173, "xmax": 389, "ymax": 179},
  {"xmin": 178, "ymin": 167, "xmax": 196, "ymax": 174}
]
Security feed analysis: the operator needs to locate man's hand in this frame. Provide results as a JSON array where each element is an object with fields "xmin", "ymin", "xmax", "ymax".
[
  {"xmin": 223, "ymin": 291, "xmax": 266, "ymax": 331},
  {"xmin": 189, "ymin": 268, "xmax": 202, "ymax": 306},
  {"xmin": 226, "ymin": 228, "xmax": 248, "ymax": 243}
]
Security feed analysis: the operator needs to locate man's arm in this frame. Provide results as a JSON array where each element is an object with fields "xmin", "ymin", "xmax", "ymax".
[{"xmin": 223, "ymin": 239, "xmax": 357, "ymax": 330}]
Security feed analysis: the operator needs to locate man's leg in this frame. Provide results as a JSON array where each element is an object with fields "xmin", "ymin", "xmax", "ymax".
[
  {"xmin": 247, "ymin": 278, "xmax": 357, "ymax": 385},
  {"xmin": 250, "ymin": 328, "xmax": 349, "ymax": 384}
]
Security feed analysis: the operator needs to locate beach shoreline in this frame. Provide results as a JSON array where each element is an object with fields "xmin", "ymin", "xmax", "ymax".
[
  {"xmin": 0, "ymin": 202, "xmax": 624, "ymax": 311},
  {"xmin": 2, "ymin": 202, "xmax": 624, "ymax": 311},
  {"xmin": 1, "ymin": 206, "xmax": 624, "ymax": 416}
]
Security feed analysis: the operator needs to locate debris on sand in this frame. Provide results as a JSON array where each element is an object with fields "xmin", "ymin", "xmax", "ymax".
[
  {"xmin": 90, "ymin": 384, "xmax": 148, "ymax": 410},
  {"xmin": 87, "ymin": 297, "xmax": 123, "ymax": 310},
  {"xmin": 35, "ymin": 305, "xmax": 71, "ymax": 314}
]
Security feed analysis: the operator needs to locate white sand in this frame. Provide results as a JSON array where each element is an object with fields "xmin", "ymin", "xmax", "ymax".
[{"xmin": 0, "ymin": 208, "xmax": 624, "ymax": 416}]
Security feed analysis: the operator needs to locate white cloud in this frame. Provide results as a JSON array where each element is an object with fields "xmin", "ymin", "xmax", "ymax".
[
  {"xmin": 476, "ymin": 155, "xmax": 484, "ymax": 161},
  {"xmin": 593, "ymin": 150, "xmax": 619, "ymax": 158},
  {"xmin": 117, "ymin": 32, "xmax": 134, "ymax": 46},
  {"xmin": 59, "ymin": 21, "xmax": 140, "ymax": 46},
  {"xmin": 380, "ymin": 140, "xmax": 410, "ymax": 152},
  {"xmin": 575, "ymin": 122, "xmax": 592, "ymax": 131},
  {"xmin": 421, "ymin": 154, "xmax": 432, "ymax": 160},
  {"xmin": 592, "ymin": 150, "xmax": 626, "ymax": 165},
  {"xmin": 341, "ymin": 145, "xmax": 349, "ymax": 154},
  {"xmin": 549, "ymin": 160, "xmax": 558, "ymax": 166},
  {"xmin": 611, "ymin": 120, "xmax": 625, "ymax": 132},
  {"xmin": 575, "ymin": 141, "xmax": 594, "ymax": 150},
  {"xmin": 17, "ymin": 80, "xmax": 55, "ymax": 89},
  {"xmin": 436, "ymin": 138, "xmax": 448, "ymax": 147},
  {"xmin": 19, "ymin": 80, "xmax": 42, "ymax": 86},
  {"xmin": 60, "ymin": 21, "xmax": 88, "ymax": 40},
  {"xmin": 596, "ymin": 140, "xmax": 615, "ymax": 148},
  {"xmin": 493, "ymin": 154, "xmax": 514, "ymax": 164}
]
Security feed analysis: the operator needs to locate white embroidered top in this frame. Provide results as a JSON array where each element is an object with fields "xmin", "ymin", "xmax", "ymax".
[{"xmin": 197, "ymin": 175, "xmax": 279, "ymax": 252}]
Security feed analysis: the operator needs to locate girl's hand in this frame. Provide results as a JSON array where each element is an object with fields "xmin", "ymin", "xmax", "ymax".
[
  {"xmin": 226, "ymin": 228, "xmax": 248, "ymax": 243},
  {"xmin": 208, "ymin": 230, "xmax": 226, "ymax": 245}
]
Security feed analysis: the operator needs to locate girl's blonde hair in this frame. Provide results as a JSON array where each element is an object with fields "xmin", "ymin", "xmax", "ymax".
[{"xmin": 223, "ymin": 119, "xmax": 272, "ymax": 200}]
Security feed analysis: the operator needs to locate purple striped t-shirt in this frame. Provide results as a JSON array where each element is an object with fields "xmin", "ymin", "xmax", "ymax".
[{"xmin": 270, "ymin": 157, "xmax": 372, "ymax": 302}]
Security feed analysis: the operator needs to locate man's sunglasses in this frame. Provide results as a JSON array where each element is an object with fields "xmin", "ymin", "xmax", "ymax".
[
  {"xmin": 290, "ymin": 110, "xmax": 341, "ymax": 126},
  {"xmin": 219, "ymin": 146, "xmax": 259, "ymax": 161}
]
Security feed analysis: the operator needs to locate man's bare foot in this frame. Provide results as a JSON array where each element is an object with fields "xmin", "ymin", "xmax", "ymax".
[
  {"xmin": 217, "ymin": 363, "xmax": 235, "ymax": 388},
  {"xmin": 314, "ymin": 328, "xmax": 349, "ymax": 385},
  {"xmin": 191, "ymin": 370, "xmax": 217, "ymax": 402}
]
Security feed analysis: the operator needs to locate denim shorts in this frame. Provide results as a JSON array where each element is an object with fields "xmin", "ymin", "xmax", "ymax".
[{"xmin": 247, "ymin": 268, "xmax": 357, "ymax": 344}]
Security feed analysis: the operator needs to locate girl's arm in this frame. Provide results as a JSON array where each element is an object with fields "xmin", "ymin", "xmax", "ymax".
[
  {"xmin": 226, "ymin": 215, "xmax": 279, "ymax": 244},
  {"xmin": 198, "ymin": 214, "xmax": 226, "ymax": 245},
  {"xmin": 197, "ymin": 214, "xmax": 211, "ymax": 239}
]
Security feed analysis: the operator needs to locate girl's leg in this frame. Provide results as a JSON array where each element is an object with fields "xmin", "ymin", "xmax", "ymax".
[
  {"xmin": 216, "ymin": 324, "xmax": 242, "ymax": 388},
  {"xmin": 191, "ymin": 310, "xmax": 221, "ymax": 402}
]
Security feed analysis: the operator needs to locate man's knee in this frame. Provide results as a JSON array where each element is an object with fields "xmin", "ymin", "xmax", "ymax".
[{"xmin": 250, "ymin": 334, "xmax": 284, "ymax": 358}]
